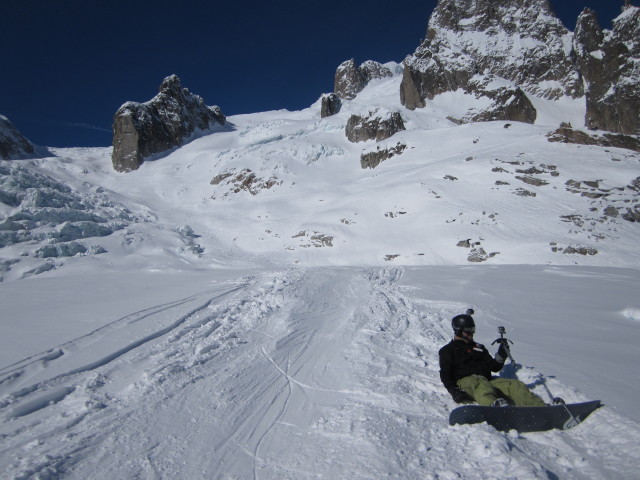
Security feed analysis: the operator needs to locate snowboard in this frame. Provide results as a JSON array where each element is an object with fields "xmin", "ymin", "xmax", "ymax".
[{"xmin": 449, "ymin": 400, "xmax": 601, "ymax": 433}]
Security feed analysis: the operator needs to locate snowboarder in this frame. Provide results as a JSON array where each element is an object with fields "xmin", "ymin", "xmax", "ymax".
[{"xmin": 439, "ymin": 311, "xmax": 546, "ymax": 407}]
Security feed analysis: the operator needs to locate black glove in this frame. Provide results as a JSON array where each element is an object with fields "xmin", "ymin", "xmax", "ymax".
[
  {"xmin": 450, "ymin": 387, "xmax": 473, "ymax": 404},
  {"xmin": 494, "ymin": 338, "xmax": 509, "ymax": 362}
]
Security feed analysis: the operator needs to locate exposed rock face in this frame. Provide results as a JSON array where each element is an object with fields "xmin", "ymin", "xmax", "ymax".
[
  {"xmin": 112, "ymin": 75, "xmax": 225, "ymax": 172},
  {"xmin": 401, "ymin": 0, "xmax": 580, "ymax": 111},
  {"xmin": 0, "ymin": 115, "xmax": 36, "ymax": 160},
  {"xmin": 210, "ymin": 168, "xmax": 281, "ymax": 196},
  {"xmin": 360, "ymin": 142, "xmax": 407, "ymax": 169},
  {"xmin": 320, "ymin": 93, "xmax": 342, "ymax": 118},
  {"xmin": 334, "ymin": 59, "xmax": 392, "ymax": 100},
  {"xmin": 451, "ymin": 86, "xmax": 537, "ymax": 124},
  {"xmin": 573, "ymin": 7, "xmax": 640, "ymax": 134},
  {"xmin": 478, "ymin": 87, "xmax": 536, "ymax": 124},
  {"xmin": 335, "ymin": 60, "xmax": 365, "ymax": 100},
  {"xmin": 360, "ymin": 60, "xmax": 394, "ymax": 82},
  {"xmin": 345, "ymin": 110, "xmax": 405, "ymax": 143},
  {"xmin": 547, "ymin": 125, "xmax": 640, "ymax": 152},
  {"xmin": 400, "ymin": 1, "xmax": 639, "ymax": 135}
]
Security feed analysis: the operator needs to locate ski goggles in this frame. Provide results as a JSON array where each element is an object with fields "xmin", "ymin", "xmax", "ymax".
[{"xmin": 462, "ymin": 326, "xmax": 475, "ymax": 334}]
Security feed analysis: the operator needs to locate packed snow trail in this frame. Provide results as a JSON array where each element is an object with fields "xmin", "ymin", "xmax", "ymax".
[{"xmin": 1, "ymin": 268, "xmax": 639, "ymax": 479}]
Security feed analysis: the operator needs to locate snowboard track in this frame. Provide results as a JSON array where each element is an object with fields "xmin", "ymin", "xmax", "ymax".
[{"xmin": 0, "ymin": 267, "xmax": 638, "ymax": 479}]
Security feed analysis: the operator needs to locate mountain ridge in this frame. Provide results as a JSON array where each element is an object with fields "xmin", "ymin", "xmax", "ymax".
[
  {"xmin": 400, "ymin": 1, "xmax": 639, "ymax": 135},
  {"xmin": 1, "ymin": 69, "xmax": 638, "ymax": 281}
]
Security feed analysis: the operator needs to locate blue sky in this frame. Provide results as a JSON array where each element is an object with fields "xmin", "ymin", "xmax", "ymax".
[{"xmin": 0, "ymin": 0, "xmax": 629, "ymax": 148}]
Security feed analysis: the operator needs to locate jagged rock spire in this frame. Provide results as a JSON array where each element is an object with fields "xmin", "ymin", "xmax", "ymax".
[
  {"xmin": 399, "ymin": 0, "xmax": 639, "ymax": 135},
  {"xmin": 401, "ymin": 0, "xmax": 581, "ymax": 110},
  {"xmin": 574, "ymin": 6, "xmax": 640, "ymax": 134},
  {"xmin": 0, "ymin": 115, "xmax": 36, "ymax": 160},
  {"xmin": 111, "ymin": 75, "xmax": 225, "ymax": 172}
]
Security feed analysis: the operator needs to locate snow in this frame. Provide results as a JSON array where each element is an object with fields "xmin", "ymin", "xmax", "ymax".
[
  {"xmin": 528, "ymin": 94, "xmax": 586, "ymax": 127},
  {"xmin": 622, "ymin": 307, "xmax": 640, "ymax": 321},
  {"xmin": 2, "ymin": 267, "xmax": 639, "ymax": 479},
  {"xmin": 615, "ymin": 5, "xmax": 639, "ymax": 24},
  {"xmin": 1, "ymin": 71, "xmax": 640, "ymax": 478}
]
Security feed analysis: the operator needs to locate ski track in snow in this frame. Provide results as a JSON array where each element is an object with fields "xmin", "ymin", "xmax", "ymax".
[
  {"xmin": 2, "ymin": 43, "xmax": 640, "ymax": 480},
  {"xmin": 1, "ymin": 267, "xmax": 638, "ymax": 479}
]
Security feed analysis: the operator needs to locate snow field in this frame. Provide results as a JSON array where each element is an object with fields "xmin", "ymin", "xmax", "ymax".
[
  {"xmin": 4, "ymin": 69, "xmax": 638, "ymax": 277},
  {"xmin": 2, "ymin": 267, "xmax": 639, "ymax": 479}
]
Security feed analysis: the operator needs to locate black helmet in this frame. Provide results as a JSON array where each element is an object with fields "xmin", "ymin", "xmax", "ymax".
[{"xmin": 452, "ymin": 309, "xmax": 475, "ymax": 335}]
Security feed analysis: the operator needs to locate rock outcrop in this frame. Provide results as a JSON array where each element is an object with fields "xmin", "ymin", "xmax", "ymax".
[
  {"xmin": 573, "ymin": 6, "xmax": 640, "ymax": 135},
  {"xmin": 451, "ymin": 86, "xmax": 537, "ymax": 125},
  {"xmin": 0, "ymin": 115, "xmax": 36, "ymax": 160},
  {"xmin": 547, "ymin": 125, "xmax": 640, "ymax": 152},
  {"xmin": 401, "ymin": 0, "xmax": 580, "ymax": 112},
  {"xmin": 360, "ymin": 142, "xmax": 407, "ymax": 169},
  {"xmin": 400, "ymin": 0, "xmax": 640, "ymax": 135},
  {"xmin": 334, "ymin": 59, "xmax": 393, "ymax": 100},
  {"xmin": 112, "ymin": 75, "xmax": 225, "ymax": 172},
  {"xmin": 320, "ymin": 93, "xmax": 342, "ymax": 118},
  {"xmin": 345, "ymin": 109, "xmax": 405, "ymax": 143}
]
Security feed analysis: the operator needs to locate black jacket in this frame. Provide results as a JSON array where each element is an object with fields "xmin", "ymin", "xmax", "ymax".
[{"xmin": 438, "ymin": 339, "xmax": 504, "ymax": 393}]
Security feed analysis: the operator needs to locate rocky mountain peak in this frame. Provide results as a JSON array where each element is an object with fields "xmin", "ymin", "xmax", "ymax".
[
  {"xmin": 334, "ymin": 59, "xmax": 392, "ymax": 100},
  {"xmin": 158, "ymin": 74, "xmax": 183, "ymax": 95},
  {"xmin": 429, "ymin": 0, "xmax": 557, "ymax": 34},
  {"xmin": 574, "ymin": 6, "xmax": 640, "ymax": 134},
  {"xmin": 399, "ymin": 0, "xmax": 640, "ymax": 137},
  {"xmin": 574, "ymin": 8, "xmax": 604, "ymax": 53},
  {"xmin": 402, "ymin": 0, "xmax": 580, "ymax": 110},
  {"xmin": 112, "ymin": 75, "xmax": 225, "ymax": 172},
  {"xmin": 0, "ymin": 115, "xmax": 37, "ymax": 160}
]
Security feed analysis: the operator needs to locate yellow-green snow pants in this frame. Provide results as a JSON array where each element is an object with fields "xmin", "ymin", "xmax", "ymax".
[{"xmin": 457, "ymin": 374, "xmax": 545, "ymax": 407}]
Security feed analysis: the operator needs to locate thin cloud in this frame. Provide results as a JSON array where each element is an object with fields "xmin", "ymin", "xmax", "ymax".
[{"xmin": 50, "ymin": 121, "xmax": 112, "ymax": 133}]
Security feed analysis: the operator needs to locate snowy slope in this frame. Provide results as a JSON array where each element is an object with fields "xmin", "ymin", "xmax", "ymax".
[
  {"xmin": 1, "ymin": 68, "xmax": 640, "ymax": 478},
  {"xmin": 3, "ymin": 72, "xmax": 637, "ymax": 281},
  {"xmin": 1, "ymin": 267, "xmax": 639, "ymax": 479}
]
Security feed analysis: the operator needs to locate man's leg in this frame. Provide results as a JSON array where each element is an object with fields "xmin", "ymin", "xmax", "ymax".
[
  {"xmin": 490, "ymin": 378, "xmax": 545, "ymax": 407},
  {"xmin": 457, "ymin": 375, "xmax": 502, "ymax": 406}
]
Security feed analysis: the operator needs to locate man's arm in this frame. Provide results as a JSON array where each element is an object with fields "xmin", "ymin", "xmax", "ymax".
[
  {"xmin": 439, "ymin": 345, "xmax": 473, "ymax": 403},
  {"xmin": 438, "ymin": 346, "xmax": 457, "ymax": 391},
  {"xmin": 488, "ymin": 341, "xmax": 507, "ymax": 372}
]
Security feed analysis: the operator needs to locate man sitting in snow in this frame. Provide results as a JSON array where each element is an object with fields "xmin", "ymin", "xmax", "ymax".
[{"xmin": 438, "ymin": 311, "xmax": 546, "ymax": 407}]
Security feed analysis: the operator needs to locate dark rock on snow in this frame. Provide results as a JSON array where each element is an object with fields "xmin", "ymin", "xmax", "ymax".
[
  {"xmin": 0, "ymin": 115, "xmax": 37, "ymax": 160},
  {"xmin": 400, "ymin": 0, "xmax": 640, "ymax": 135},
  {"xmin": 334, "ymin": 60, "xmax": 393, "ymax": 100},
  {"xmin": 454, "ymin": 86, "xmax": 537, "ymax": 125},
  {"xmin": 112, "ymin": 75, "xmax": 225, "ymax": 172},
  {"xmin": 345, "ymin": 110, "xmax": 406, "ymax": 143},
  {"xmin": 320, "ymin": 93, "xmax": 342, "ymax": 118},
  {"xmin": 360, "ymin": 143, "xmax": 407, "ymax": 169},
  {"xmin": 547, "ymin": 125, "xmax": 640, "ymax": 152},
  {"xmin": 573, "ymin": 6, "xmax": 640, "ymax": 135},
  {"xmin": 401, "ymin": 0, "xmax": 580, "ymax": 111}
]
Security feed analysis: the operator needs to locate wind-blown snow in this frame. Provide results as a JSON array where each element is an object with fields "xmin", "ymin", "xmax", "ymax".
[{"xmin": 1, "ymin": 69, "xmax": 640, "ymax": 478}]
